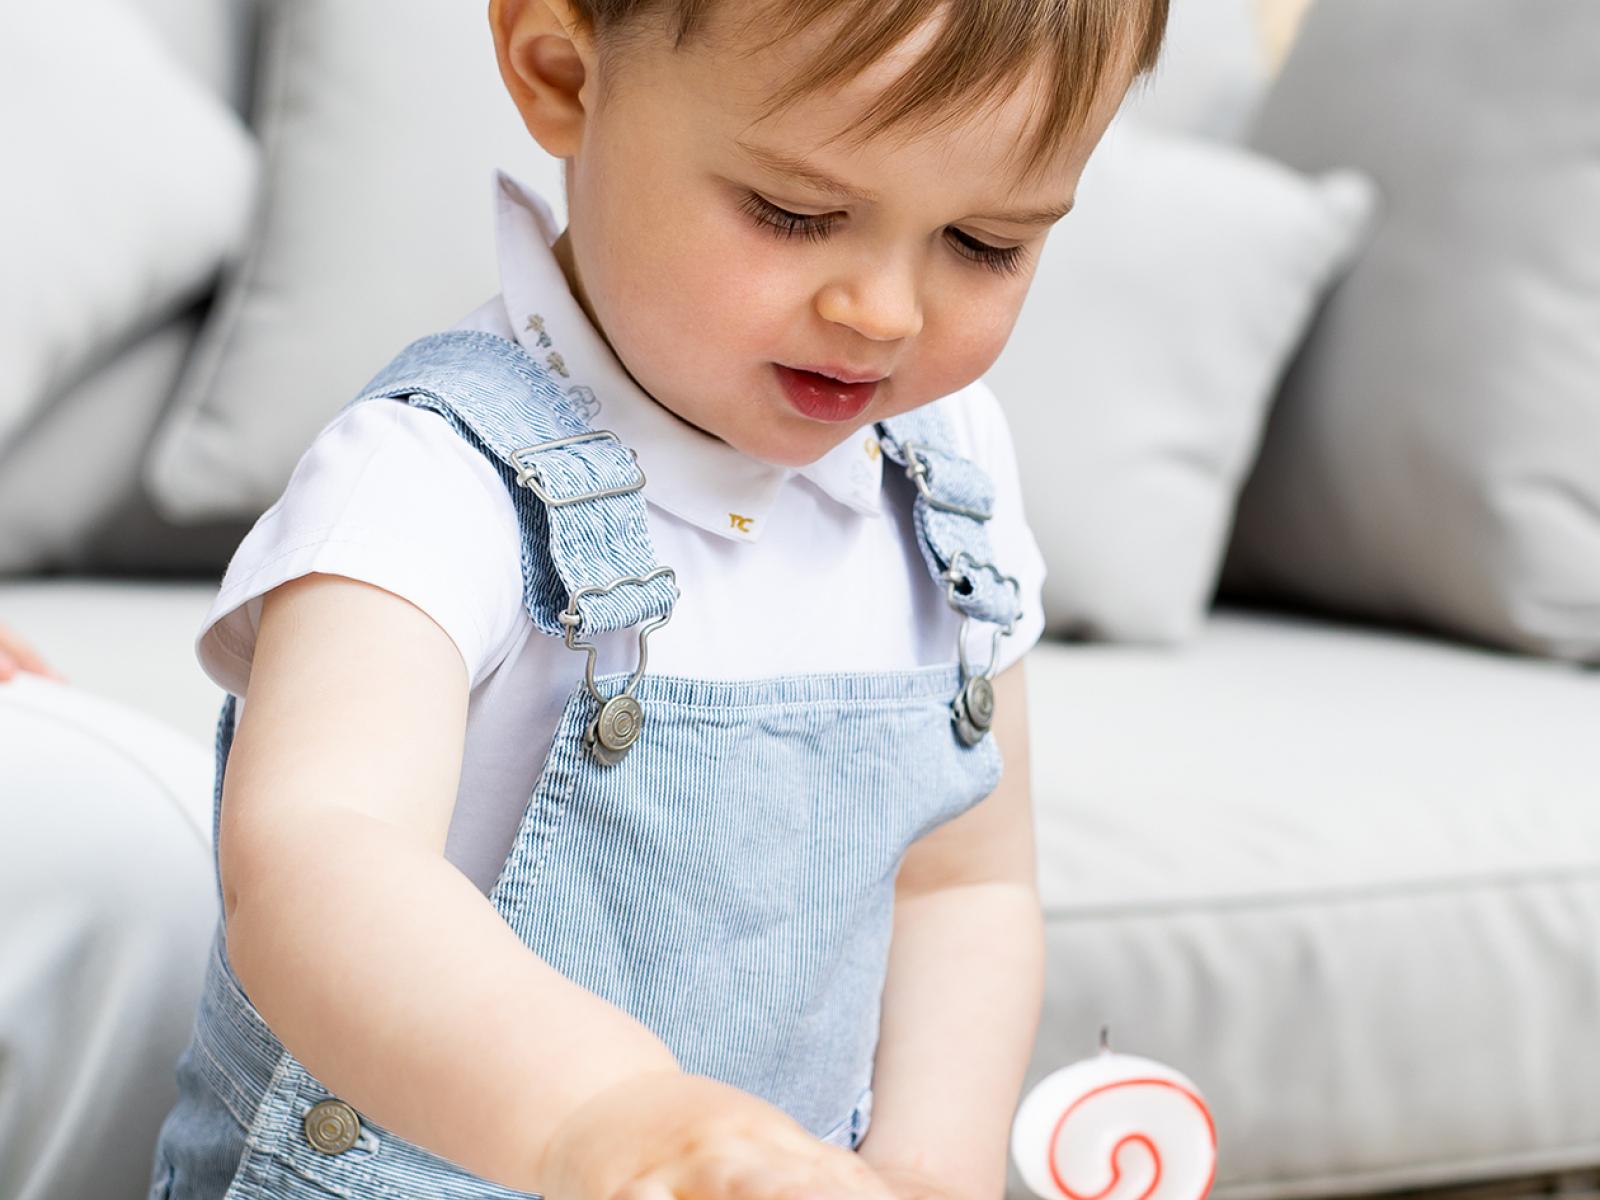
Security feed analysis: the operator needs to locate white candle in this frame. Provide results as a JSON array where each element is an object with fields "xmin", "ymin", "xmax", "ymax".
[{"xmin": 1011, "ymin": 1035, "xmax": 1217, "ymax": 1200}]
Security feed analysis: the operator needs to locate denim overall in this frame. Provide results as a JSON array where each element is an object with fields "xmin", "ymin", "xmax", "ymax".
[{"xmin": 148, "ymin": 330, "xmax": 1024, "ymax": 1199}]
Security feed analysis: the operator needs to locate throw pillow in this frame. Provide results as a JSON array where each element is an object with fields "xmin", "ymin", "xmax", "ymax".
[
  {"xmin": 985, "ymin": 119, "xmax": 1376, "ymax": 643},
  {"xmin": 1220, "ymin": 0, "xmax": 1600, "ymax": 663},
  {"xmin": 142, "ymin": 0, "xmax": 565, "ymax": 522},
  {"xmin": 0, "ymin": 0, "xmax": 258, "ymax": 455}
]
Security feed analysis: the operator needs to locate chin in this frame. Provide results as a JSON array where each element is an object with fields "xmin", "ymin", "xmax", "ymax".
[{"xmin": 762, "ymin": 431, "xmax": 852, "ymax": 469}]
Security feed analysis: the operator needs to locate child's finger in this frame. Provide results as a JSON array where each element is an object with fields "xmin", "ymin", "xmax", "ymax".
[{"xmin": 0, "ymin": 624, "xmax": 57, "ymax": 679}]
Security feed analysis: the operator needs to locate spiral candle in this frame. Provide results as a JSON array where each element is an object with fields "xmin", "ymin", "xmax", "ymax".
[{"xmin": 1011, "ymin": 1036, "xmax": 1217, "ymax": 1200}]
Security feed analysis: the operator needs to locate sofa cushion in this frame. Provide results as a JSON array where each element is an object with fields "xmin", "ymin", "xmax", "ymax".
[
  {"xmin": 0, "ymin": 1, "xmax": 258, "ymax": 457},
  {"xmin": 122, "ymin": 0, "xmax": 257, "ymax": 112},
  {"xmin": 987, "ymin": 121, "xmax": 1374, "ymax": 643},
  {"xmin": 142, "ymin": 0, "xmax": 565, "ymax": 523},
  {"xmin": 1021, "ymin": 608, "xmax": 1600, "ymax": 1197},
  {"xmin": 1220, "ymin": 0, "xmax": 1600, "ymax": 664}
]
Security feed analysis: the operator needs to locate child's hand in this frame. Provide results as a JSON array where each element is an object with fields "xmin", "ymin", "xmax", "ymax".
[
  {"xmin": 0, "ymin": 621, "xmax": 64, "ymax": 684},
  {"xmin": 541, "ymin": 1070, "xmax": 897, "ymax": 1200}
]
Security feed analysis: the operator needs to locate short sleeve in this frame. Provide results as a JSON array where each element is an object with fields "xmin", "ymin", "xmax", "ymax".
[
  {"xmin": 940, "ymin": 378, "xmax": 1050, "ymax": 677},
  {"xmin": 196, "ymin": 399, "xmax": 527, "ymax": 698}
]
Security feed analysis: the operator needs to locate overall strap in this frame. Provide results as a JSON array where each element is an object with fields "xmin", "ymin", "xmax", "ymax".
[
  {"xmin": 877, "ymin": 399, "xmax": 1022, "ymax": 745},
  {"xmin": 346, "ymin": 329, "xmax": 677, "ymax": 642},
  {"xmin": 875, "ymin": 401, "xmax": 1022, "ymax": 633}
]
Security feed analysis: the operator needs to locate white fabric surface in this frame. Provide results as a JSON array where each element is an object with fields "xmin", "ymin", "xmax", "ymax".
[
  {"xmin": 986, "ymin": 119, "xmax": 1376, "ymax": 644},
  {"xmin": 0, "ymin": 0, "xmax": 258, "ymax": 455},
  {"xmin": 0, "ymin": 674, "xmax": 215, "ymax": 1200},
  {"xmin": 194, "ymin": 180, "xmax": 1048, "ymax": 893},
  {"xmin": 1022, "ymin": 610, "xmax": 1600, "ymax": 1199}
]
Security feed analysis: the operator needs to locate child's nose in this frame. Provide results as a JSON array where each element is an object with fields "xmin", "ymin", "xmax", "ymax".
[{"xmin": 814, "ymin": 261, "xmax": 924, "ymax": 343}]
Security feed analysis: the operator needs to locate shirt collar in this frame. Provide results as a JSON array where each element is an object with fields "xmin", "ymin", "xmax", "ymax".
[{"xmin": 492, "ymin": 170, "xmax": 884, "ymax": 544}]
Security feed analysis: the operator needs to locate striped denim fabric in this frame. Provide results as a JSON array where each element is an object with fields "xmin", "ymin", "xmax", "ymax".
[
  {"xmin": 349, "ymin": 330, "xmax": 678, "ymax": 641},
  {"xmin": 149, "ymin": 331, "xmax": 1013, "ymax": 1199},
  {"xmin": 875, "ymin": 412, "xmax": 1024, "ymax": 632}
]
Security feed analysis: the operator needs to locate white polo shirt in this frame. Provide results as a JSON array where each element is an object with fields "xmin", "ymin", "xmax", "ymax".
[{"xmin": 198, "ymin": 172, "xmax": 1049, "ymax": 895}]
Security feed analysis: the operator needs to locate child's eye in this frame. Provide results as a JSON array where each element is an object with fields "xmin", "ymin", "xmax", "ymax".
[
  {"xmin": 740, "ymin": 192, "xmax": 838, "ymax": 242},
  {"xmin": 739, "ymin": 191, "xmax": 1029, "ymax": 277},
  {"xmin": 946, "ymin": 229, "xmax": 1029, "ymax": 278}
]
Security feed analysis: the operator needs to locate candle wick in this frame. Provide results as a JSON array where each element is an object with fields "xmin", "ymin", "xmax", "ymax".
[{"xmin": 1099, "ymin": 1024, "xmax": 1111, "ymax": 1053}]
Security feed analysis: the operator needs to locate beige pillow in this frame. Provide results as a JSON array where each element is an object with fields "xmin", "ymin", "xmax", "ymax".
[{"xmin": 143, "ymin": 0, "xmax": 565, "ymax": 522}]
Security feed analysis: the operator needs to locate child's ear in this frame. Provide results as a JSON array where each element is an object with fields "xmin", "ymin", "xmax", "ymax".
[{"xmin": 489, "ymin": 0, "xmax": 595, "ymax": 159}]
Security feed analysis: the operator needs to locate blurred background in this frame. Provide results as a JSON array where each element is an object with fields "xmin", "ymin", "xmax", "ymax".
[{"xmin": 1, "ymin": 1, "xmax": 1597, "ymax": 1199}]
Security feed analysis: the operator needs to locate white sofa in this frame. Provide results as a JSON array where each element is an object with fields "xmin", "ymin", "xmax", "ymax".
[{"xmin": 3, "ymin": 2, "xmax": 1597, "ymax": 1199}]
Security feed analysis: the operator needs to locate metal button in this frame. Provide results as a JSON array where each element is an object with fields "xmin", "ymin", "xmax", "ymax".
[
  {"xmin": 304, "ymin": 1099, "xmax": 362, "ymax": 1155},
  {"xmin": 586, "ymin": 694, "xmax": 644, "ymax": 765},
  {"xmin": 952, "ymin": 675, "xmax": 996, "ymax": 746}
]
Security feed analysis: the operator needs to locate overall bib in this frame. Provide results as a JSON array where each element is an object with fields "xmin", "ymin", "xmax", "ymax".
[{"xmin": 148, "ymin": 331, "xmax": 1024, "ymax": 1200}]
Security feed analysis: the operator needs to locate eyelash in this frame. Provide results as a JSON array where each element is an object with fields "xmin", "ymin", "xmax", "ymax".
[{"xmin": 738, "ymin": 191, "xmax": 1029, "ymax": 278}]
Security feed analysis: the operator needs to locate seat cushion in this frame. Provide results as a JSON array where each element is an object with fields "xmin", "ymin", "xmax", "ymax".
[{"xmin": 1020, "ymin": 606, "xmax": 1600, "ymax": 1197}]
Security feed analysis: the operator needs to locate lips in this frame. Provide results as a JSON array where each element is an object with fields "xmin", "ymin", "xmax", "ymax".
[{"xmin": 774, "ymin": 364, "xmax": 883, "ymax": 423}]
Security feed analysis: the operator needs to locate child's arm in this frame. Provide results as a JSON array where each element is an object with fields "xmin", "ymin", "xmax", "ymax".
[
  {"xmin": 222, "ymin": 573, "xmax": 907, "ymax": 1200},
  {"xmin": 219, "ymin": 573, "xmax": 690, "ymax": 1189},
  {"xmin": 855, "ymin": 658, "xmax": 1046, "ymax": 1199}
]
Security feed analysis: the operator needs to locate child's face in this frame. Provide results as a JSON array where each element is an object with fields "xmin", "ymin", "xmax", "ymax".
[{"xmin": 505, "ymin": 4, "xmax": 1134, "ymax": 468}]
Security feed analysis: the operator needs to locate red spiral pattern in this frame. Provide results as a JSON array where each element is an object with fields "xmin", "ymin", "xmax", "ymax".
[{"xmin": 1047, "ymin": 1077, "xmax": 1217, "ymax": 1200}]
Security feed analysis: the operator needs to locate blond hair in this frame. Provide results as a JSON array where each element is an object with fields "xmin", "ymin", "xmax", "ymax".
[{"xmin": 576, "ymin": 0, "xmax": 1169, "ymax": 180}]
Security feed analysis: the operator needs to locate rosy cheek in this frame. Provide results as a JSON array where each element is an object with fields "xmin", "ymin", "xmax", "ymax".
[{"xmin": 919, "ymin": 295, "xmax": 1018, "ymax": 396}]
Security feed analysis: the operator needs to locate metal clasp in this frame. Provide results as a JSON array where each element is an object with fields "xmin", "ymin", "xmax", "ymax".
[
  {"xmin": 902, "ymin": 442, "xmax": 994, "ymax": 522},
  {"xmin": 511, "ymin": 430, "xmax": 646, "ymax": 508},
  {"xmin": 557, "ymin": 567, "xmax": 679, "ymax": 766},
  {"xmin": 940, "ymin": 552, "xmax": 1022, "ymax": 746}
]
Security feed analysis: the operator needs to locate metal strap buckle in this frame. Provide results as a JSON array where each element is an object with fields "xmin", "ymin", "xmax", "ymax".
[
  {"xmin": 511, "ymin": 430, "xmax": 646, "ymax": 507},
  {"xmin": 940, "ymin": 551, "xmax": 1022, "ymax": 642},
  {"xmin": 556, "ymin": 567, "xmax": 679, "ymax": 699},
  {"xmin": 902, "ymin": 442, "xmax": 994, "ymax": 522},
  {"xmin": 557, "ymin": 567, "xmax": 680, "ymax": 766}
]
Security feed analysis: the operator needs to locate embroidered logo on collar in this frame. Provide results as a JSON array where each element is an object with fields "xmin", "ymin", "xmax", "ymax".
[{"xmin": 729, "ymin": 513, "xmax": 754, "ymax": 533}]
